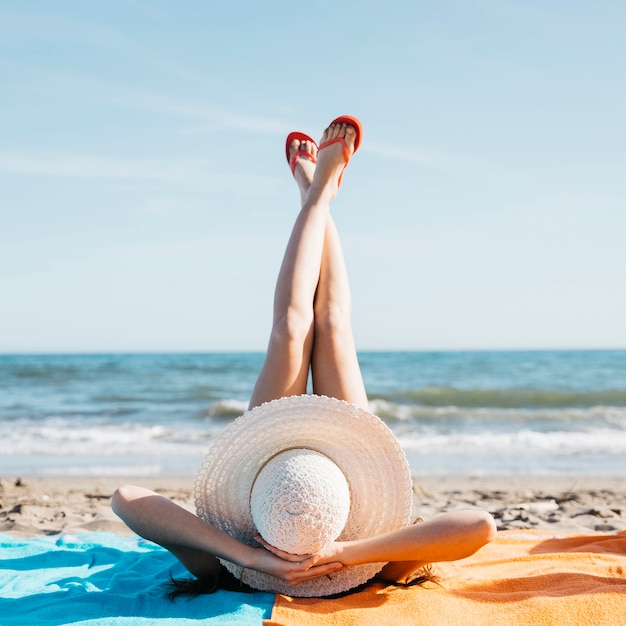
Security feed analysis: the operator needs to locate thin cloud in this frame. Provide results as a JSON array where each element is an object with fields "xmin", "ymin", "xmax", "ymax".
[
  {"xmin": 365, "ymin": 141, "xmax": 515, "ymax": 182},
  {"xmin": 17, "ymin": 71, "xmax": 290, "ymax": 136},
  {"xmin": 0, "ymin": 8, "xmax": 131, "ymax": 52},
  {"xmin": 0, "ymin": 152, "xmax": 200, "ymax": 182},
  {"xmin": 0, "ymin": 151, "xmax": 281, "ymax": 196},
  {"xmin": 2, "ymin": 9, "xmax": 288, "ymax": 137}
]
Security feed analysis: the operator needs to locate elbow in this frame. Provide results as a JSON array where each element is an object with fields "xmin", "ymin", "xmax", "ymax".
[
  {"xmin": 110, "ymin": 485, "xmax": 127, "ymax": 516},
  {"xmin": 476, "ymin": 511, "xmax": 498, "ymax": 546},
  {"xmin": 111, "ymin": 483, "xmax": 140, "ymax": 517}
]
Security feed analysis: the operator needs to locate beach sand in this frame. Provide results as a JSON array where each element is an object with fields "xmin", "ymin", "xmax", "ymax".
[{"xmin": 1, "ymin": 475, "xmax": 624, "ymax": 537}]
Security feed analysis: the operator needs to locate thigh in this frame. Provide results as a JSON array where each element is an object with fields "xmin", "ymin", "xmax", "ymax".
[
  {"xmin": 248, "ymin": 327, "xmax": 314, "ymax": 409},
  {"xmin": 310, "ymin": 329, "xmax": 368, "ymax": 410}
]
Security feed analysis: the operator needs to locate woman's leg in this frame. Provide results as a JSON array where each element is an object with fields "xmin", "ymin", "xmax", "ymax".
[
  {"xmin": 249, "ymin": 130, "xmax": 346, "ymax": 409},
  {"xmin": 310, "ymin": 213, "xmax": 368, "ymax": 409},
  {"xmin": 308, "ymin": 123, "xmax": 368, "ymax": 409},
  {"xmin": 249, "ymin": 121, "xmax": 366, "ymax": 409}
]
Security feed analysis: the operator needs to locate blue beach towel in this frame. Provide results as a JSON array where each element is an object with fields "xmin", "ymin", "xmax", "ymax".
[{"xmin": 0, "ymin": 533, "xmax": 274, "ymax": 626}]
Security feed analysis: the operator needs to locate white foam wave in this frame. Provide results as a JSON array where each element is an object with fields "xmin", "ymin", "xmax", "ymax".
[
  {"xmin": 398, "ymin": 428, "xmax": 626, "ymax": 455},
  {"xmin": 0, "ymin": 418, "xmax": 227, "ymax": 457}
]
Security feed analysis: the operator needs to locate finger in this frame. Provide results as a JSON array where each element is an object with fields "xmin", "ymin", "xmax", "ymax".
[
  {"xmin": 283, "ymin": 554, "xmax": 320, "ymax": 572},
  {"xmin": 299, "ymin": 554, "xmax": 320, "ymax": 569},
  {"xmin": 294, "ymin": 561, "xmax": 346, "ymax": 582}
]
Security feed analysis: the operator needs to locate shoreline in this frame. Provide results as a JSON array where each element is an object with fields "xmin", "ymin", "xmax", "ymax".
[{"xmin": 1, "ymin": 475, "xmax": 624, "ymax": 537}]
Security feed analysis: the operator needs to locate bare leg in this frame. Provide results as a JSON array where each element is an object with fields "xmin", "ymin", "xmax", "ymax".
[
  {"xmin": 249, "ymin": 124, "xmax": 365, "ymax": 409},
  {"xmin": 311, "ymin": 213, "xmax": 368, "ymax": 409},
  {"xmin": 249, "ymin": 122, "xmax": 364, "ymax": 409},
  {"xmin": 249, "ymin": 132, "xmax": 345, "ymax": 408}
]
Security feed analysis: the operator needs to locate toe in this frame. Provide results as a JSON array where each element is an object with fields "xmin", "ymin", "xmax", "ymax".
[
  {"xmin": 321, "ymin": 124, "xmax": 336, "ymax": 144},
  {"xmin": 343, "ymin": 125, "xmax": 356, "ymax": 152},
  {"xmin": 289, "ymin": 139, "xmax": 301, "ymax": 160}
]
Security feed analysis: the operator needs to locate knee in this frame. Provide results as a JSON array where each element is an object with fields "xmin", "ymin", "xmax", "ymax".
[
  {"xmin": 271, "ymin": 308, "xmax": 313, "ymax": 348},
  {"xmin": 313, "ymin": 303, "xmax": 351, "ymax": 343}
]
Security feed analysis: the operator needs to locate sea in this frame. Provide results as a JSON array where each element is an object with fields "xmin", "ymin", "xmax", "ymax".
[{"xmin": 1, "ymin": 351, "xmax": 625, "ymax": 478}]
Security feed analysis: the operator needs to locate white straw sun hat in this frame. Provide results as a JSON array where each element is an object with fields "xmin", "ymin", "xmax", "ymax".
[{"xmin": 194, "ymin": 394, "xmax": 413, "ymax": 597}]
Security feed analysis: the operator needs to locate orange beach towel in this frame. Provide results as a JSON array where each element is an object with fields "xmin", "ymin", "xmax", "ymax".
[{"xmin": 266, "ymin": 530, "xmax": 626, "ymax": 626}]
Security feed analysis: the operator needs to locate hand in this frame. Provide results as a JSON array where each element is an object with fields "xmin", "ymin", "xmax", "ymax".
[
  {"xmin": 251, "ymin": 535, "xmax": 346, "ymax": 585},
  {"xmin": 256, "ymin": 534, "xmax": 348, "ymax": 565}
]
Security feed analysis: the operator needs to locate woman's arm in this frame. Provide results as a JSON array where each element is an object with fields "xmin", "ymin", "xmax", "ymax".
[
  {"xmin": 259, "ymin": 509, "xmax": 497, "ymax": 583},
  {"xmin": 111, "ymin": 484, "xmax": 345, "ymax": 585},
  {"xmin": 340, "ymin": 510, "xmax": 496, "ymax": 566}
]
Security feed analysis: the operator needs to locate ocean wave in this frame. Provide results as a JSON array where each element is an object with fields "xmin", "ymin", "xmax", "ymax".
[
  {"xmin": 369, "ymin": 399, "xmax": 626, "ymax": 426},
  {"xmin": 3, "ymin": 408, "xmax": 625, "ymax": 460},
  {"xmin": 371, "ymin": 387, "xmax": 626, "ymax": 409},
  {"xmin": 0, "ymin": 418, "xmax": 225, "ymax": 457},
  {"xmin": 203, "ymin": 399, "xmax": 248, "ymax": 419},
  {"xmin": 398, "ymin": 428, "xmax": 626, "ymax": 455}
]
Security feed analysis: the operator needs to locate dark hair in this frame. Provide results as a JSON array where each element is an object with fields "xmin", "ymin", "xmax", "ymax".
[
  {"xmin": 166, "ymin": 563, "xmax": 437, "ymax": 600},
  {"xmin": 166, "ymin": 568, "xmax": 255, "ymax": 600},
  {"xmin": 374, "ymin": 563, "xmax": 439, "ymax": 589}
]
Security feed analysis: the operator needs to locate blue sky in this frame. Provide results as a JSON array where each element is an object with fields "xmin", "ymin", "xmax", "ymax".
[{"xmin": 2, "ymin": 0, "xmax": 625, "ymax": 352}]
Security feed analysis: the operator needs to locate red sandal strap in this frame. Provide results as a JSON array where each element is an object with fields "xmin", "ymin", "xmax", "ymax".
[{"xmin": 290, "ymin": 150, "xmax": 317, "ymax": 175}]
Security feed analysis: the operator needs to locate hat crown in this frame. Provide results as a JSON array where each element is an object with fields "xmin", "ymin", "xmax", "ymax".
[{"xmin": 250, "ymin": 448, "xmax": 351, "ymax": 555}]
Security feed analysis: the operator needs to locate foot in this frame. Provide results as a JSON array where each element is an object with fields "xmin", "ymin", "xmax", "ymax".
[
  {"xmin": 310, "ymin": 122, "xmax": 359, "ymax": 200},
  {"xmin": 287, "ymin": 136, "xmax": 317, "ymax": 204}
]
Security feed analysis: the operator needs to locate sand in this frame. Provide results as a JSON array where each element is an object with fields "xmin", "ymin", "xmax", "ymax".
[{"xmin": 1, "ymin": 475, "xmax": 625, "ymax": 537}]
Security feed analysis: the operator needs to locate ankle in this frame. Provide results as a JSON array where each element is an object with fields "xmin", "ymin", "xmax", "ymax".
[{"xmin": 305, "ymin": 179, "xmax": 338, "ymax": 205}]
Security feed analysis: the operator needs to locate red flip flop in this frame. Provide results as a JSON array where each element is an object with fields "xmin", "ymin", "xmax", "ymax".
[
  {"xmin": 317, "ymin": 115, "xmax": 363, "ymax": 186},
  {"xmin": 285, "ymin": 131, "xmax": 318, "ymax": 176}
]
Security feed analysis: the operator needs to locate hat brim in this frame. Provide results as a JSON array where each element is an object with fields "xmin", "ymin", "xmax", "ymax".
[{"xmin": 194, "ymin": 395, "xmax": 413, "ymax": 597}]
